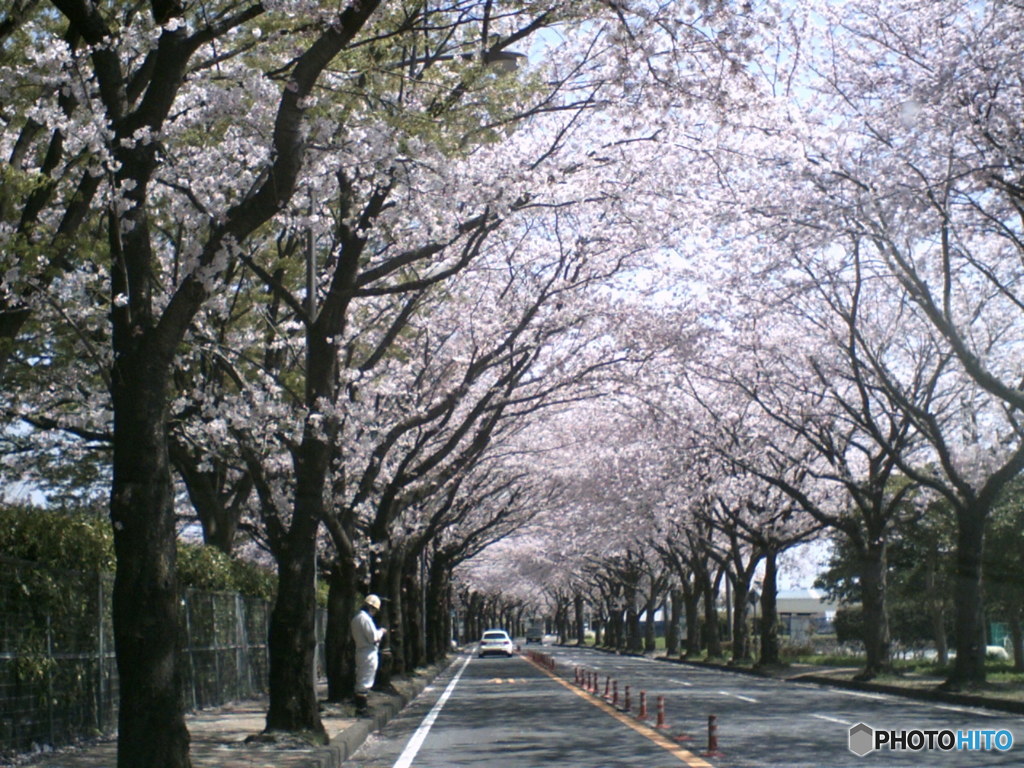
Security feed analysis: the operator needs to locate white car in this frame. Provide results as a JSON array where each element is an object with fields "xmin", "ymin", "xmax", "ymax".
[{"xmin": 478, "ymin": 629, "xmax": 515, "ymax": 657}]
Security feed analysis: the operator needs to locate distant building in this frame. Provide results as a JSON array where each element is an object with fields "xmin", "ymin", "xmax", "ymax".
[{"xmin": 776, "ymin": 588, "xmax": 839, "ymax": 640}]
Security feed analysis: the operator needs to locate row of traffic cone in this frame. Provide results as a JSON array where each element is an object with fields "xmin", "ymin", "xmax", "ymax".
[{"xmin": 571, "ymin": 666, "xmax": 723, "ymax": 758}]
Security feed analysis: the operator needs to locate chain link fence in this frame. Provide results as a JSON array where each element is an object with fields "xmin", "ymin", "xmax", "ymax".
[{"xmin": 0, "ymin": 556, "xmax": 324, "ymax": 760}]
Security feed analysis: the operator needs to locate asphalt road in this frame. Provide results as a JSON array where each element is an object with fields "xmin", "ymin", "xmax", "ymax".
[{"xmin": 347, "ymin": 644, "xmax": 1023, "ymax": 768}]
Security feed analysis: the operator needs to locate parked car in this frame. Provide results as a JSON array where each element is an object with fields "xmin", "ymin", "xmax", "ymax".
[
  {"xmin": 478, "ymin": 629, "xmax": 515, "ymax": 657},
  {"xmin": 525, "ymin": 624, "xmax": 544, "ymax": 644}
]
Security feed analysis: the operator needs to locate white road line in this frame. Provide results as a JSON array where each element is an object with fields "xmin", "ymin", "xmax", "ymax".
[
  {"xmin": 933, "ymin": 704, "xmax": 1001, "ymax": 718},
  {"xmin": 718, "ymin": 690, "xmax": 758, "ymax": 703},
  {"xmin": 669, "ymin": 679, "xmax": 694, "ymax": 687},
  {"xmin": 812, "ymin": 714, "xmax": 854, "ymax": 726},
  {"xmin": 393, "ymin": 653, "xmax": 473, "ymax": 768}
]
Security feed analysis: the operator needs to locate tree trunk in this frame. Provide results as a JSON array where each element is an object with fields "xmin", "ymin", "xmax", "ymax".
[
  {"xmin": 643, "ymin": 596, "xmax": 659, "ymax": 653},
  {"xmin": 604, "ymin": 599, "xmax": 622, "ymax": 649},
  {"xmin": 665, "ymin": 589, "xmax": 682, "ymax": 657},
  {"xmin": 731, "ymin": 579, "xmax": 751, "ymax": 663},
  {"xmin": 857, "ymin": 540, "xmax": 891, "ymax": 680},
  {"xmin": 573, "ymin": 593, "xmax": 584, "ymax": 645},
  {"xmin": 401, "ymin": 561, "xmax": 421, "ymax": 671},
  {"xmin": 265, "ymin": 503, "xmax": 324, "ymax": 739},
  {"xmin": 559, "ymin": 598, "xmax": 571, "ymax": 644},
  {"xmin": 404, "ymin": 556, "xmax": 425, "ymax": 670},
  {"xmin": 370, "ymin": 544, "xmax": 404, "ymax": 686},
  {"xmin": 683, "ymin": 589, "xmax": 701, "ymax": 658},
  {"xmin": 463, "ymin": 593, "xmax": 480, "ymax": 643},
  {"xmin": 110, "ymin": 366, "xmax": 190, "ymax": 768},
  {"xmin": 426, "ymin": 556, "xmax": 451, "ymax": 662},
  {"xmin": 389, "ymin": 552, "xmax": 408, "ymax": 675},
  {"xmin": 945, "ymin": 512, "xmax": 987, "ymax": 689},
  {"xmin": 626, "ymin": 598, "xmax": 642, "ymax": 654},
  {"xmin": 925, "ymin": 541, "xmax": 948, "ymax": 666},
  {"xmin": 442, "ymin": 581, "xmax": 454, "ymax": 650},
  {"xmin": 758, "ymin": 549, "xmax": 781, "ymax": 667},
  {"xmin": 724, "ymin": 578, "xmax": 732, "ymax": 646},
  {"xmin": 324, "ymin": 557, "xmax": 357, "ymax": 701},
  {"xmin": 169, "ymin": 440, "xmax": 248, "ymax": 555},
  {"xmin": 703, "ymin": 577, "xmax": 722, "ymax": 659}
]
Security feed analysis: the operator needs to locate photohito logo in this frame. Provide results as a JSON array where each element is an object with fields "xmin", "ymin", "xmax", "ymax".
[{"xmin": 848, "ymin": 723, "xmax": 1014, "ymax": 756}]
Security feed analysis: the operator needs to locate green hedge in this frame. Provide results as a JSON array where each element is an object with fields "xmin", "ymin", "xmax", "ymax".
[
  {"xmin": 0, "ymin": 504, "xmax": 114, "ymax": 571},
  {"xmin": 0, "ymin": 505, "xmax": 274, "ymax": 598}
]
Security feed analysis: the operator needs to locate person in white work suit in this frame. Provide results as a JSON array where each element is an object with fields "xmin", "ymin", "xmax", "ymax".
[{"xmin": 351, "ymin": 594, "xmax": 386, "ymax": 716}]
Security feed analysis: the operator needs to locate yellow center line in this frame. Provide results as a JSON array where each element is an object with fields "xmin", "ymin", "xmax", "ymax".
[{"xmin": 524, "ymin": 657, "xmax": 714, "ymax": 768}]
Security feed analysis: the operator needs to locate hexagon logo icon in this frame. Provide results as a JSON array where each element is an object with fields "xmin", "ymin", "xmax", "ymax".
[{"xmin": 849, "ymin": 722, "xmax": 875, "ymax": 756}]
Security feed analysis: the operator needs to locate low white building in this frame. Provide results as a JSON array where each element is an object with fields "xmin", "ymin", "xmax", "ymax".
[{"xmin": 775, "ymin": 588, "xmax": 839, "ymax": 641}]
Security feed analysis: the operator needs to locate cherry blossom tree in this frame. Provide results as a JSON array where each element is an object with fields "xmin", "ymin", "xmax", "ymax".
[
  {"xmin": 687, "ymin": 266, "xmax": 942, "ymax": 677},
  {"xmin": 0, "ymin": 1, "xmax": 787, "ymax": 756},
  {"xmin": 3, "ymin": 2, "xmax": 401, "ymax": 761},
  {"xmin": 705, "ymin": 0, "xmax": 1024, "ymax": 688}
]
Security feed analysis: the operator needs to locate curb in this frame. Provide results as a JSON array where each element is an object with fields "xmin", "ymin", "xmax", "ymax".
[
  {"xmin": 791, "ymin": 674, "xmax": 1024, "ymax": 716},
  {"xmin": 319, "ymin": 656, "xmax": 457, "ymax": 766}
]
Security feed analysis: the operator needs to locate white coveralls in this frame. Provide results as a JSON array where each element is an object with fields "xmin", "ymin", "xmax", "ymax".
[{"xmin": 351, "ymin": 609, "xmax": 385, "ymax": 694}]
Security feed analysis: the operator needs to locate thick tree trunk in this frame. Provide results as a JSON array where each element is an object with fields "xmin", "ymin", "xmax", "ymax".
[
  {"xmin": 644, "ymin": 596, "xmax": 659, "ymax": 653},
  {"xmin": 405, "ymin": 557, "xmax": 426, "ymax": 670},
  {"xmin": 559, "ymin": 599, "xmax": 571, "ymax": 644},
  {"xmin": 425, "ymin": 558, "xmax": 451, "ymax": 663},
  {"xmin": 463, "ymin": 593, "xmax": 480, "ymax": 643},
  {"xmin": 324, "ymin": 557, "xmax": 357, "ymax": 701},
  {"xmin": 387, "ymin": 549, "xmax": 405, "ymax": 679},
  {"xmin": 265, "ymin": 502, "xmax": 324, "ymax": 738},
  {"xmin": 758, "ymin": 549, "xmax": 781, "ymax": 667},
  {"xmin": 604, "ymin": 599, "xmax": 623, "ymax": 649},
  {"xmin": 265, "ymin": 321, "xmax": 339, "ymax": 737},
  {"xmin": 575, "ymin": 593, "xmax": 586, "ymax": 645},
  {"xmin": 110, "ymin": 368, "xmax": 190, "ymax": 768},
  {"xmin": 626, "ymin": 599, "xmax": 643, "ymax": 654},
  {"xmin": 369, "ymin": 545, "xmax": 402, "ymax": 688},
  {"xmin": 857, "ymin": 541, "xmax": 891, "ymax": 680},
  {"xmin": 731, "ymin": 580, "xmax": 751, "ymax": 663},
  {"xmin": 945, "ymin": 512, "xmax": 987, "ymax": 689}
]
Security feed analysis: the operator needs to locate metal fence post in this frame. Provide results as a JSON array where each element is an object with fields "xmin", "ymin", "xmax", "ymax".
[
  {"xmin": 183, "ymin": 590, "xmax": 197, "ymax": 710},
  {"xmin": 46, "ymin": 613, "xmax": 55, "ymax": 746},
  {"xmin": 96, "ymin": 571, "xmax": 105, "ymax": 734},
  {"xmin": 213, "ymin": 594, "xmax": 222, "ymax": 704},
  {"xmin": 235, "ymin": 594, "xmax": 245, "ymax": 698}
]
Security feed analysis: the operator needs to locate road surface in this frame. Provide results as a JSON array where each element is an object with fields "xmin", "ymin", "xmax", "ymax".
[{"xmin": 347, "ymin": 645, "xmax": 1022, "ymax": 767}]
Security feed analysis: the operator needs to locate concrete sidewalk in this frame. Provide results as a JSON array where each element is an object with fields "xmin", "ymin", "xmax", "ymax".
[{"xmin": 11, "ymin": 660, "xmax": 453, "ymax": 768}]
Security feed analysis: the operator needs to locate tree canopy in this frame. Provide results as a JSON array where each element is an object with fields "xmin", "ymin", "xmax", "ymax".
[{"xmin": 3, "ymin": 0, "xmax": 1024, "ymax": 762}]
